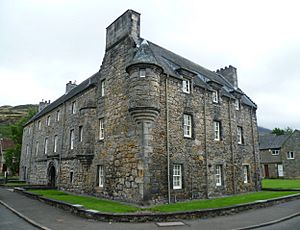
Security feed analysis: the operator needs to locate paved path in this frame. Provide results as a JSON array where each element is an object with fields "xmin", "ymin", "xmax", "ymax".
[{"xmin": 0, "ymin": 187, "xmax": 300, "ymax": 230}]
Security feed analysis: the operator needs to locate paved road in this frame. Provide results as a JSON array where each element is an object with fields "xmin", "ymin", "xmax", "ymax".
[
  {"xmin": 0, "ymin": 187, "xmax": 300, "ymax": 230},
  {"xmin": 257, "ymin": 215, "xmax": 300, "ymax": 230},
  {"xmin": 0, "ymin": 204, "xmax": 39, "ymax": 230}
]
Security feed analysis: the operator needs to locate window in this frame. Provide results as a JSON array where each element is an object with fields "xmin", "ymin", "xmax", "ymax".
[
  {"xmin": 71, "ymin": 101, "xmax": 76, "ymax": 114},
  {"xmin": 182, "ymin": 79, "xmax": 191, "ymax": 94},
  {"xmin": 101, "ymin": 79, "xmax": 106, "ymax": 96},
  {"xmin": 70, "ymin": 129, "xmax": 75, "ymax": 150},
  {"xmin": 28, "ymin": 126, "xmax": 31, "ymax": 135},
  {"xmin": 97, "ymin": 165, "xmax": 104, "ymax": 187},
  {"xmin": 26, "ymin": 145, "xmax": 29, "ymax": 155},
  {"xmin": 272, "ymin": 149, "xmax": 280, "ymax": 155},
  {"xmin": 44, "ymin": 138, "xmax": 48, "ymax": 154},
  {"xmin": 212, "ymin": 90, "xmax": 219, "ymax": 103},
  {"xmin": 139, "ymin": 68, "xmax": 146, "ymax": 78},
  {"xmin": 70, "ymin": 171, "xmax": 74, "ymax": 184},
  {"xmin": 36, "ymin": 141, "xmax": 39, "ymax": 156},
  {"xmin": 287, "ymin": 151, "xmax": 294, "ymax": 159},
  {"xmin": 99, "ymin": 118, "xmax": 104, "ymax": 140},
  {"xmin": 46, "ymin": 115, "xmax": 51, "ymax": 126},
  {"xmin": 54, "ymin": 135, "xmax": 58, "ymax": 153},
  {"xmin": 173, "ymin": 164, "xmax": 182, "ymax": 189},
  {"xmin": 237, "ymin": 126, "xmax": 243, "ymax": 144},
  {"xmin": 216, "ymin": 165, "xmax": 222, "ymax": 186},
  {"xmin": 235, "ymin": 99, "xmax": 240, "ymax": 110},
  {"xmin": 56, "ymin": 110, "xmax": 60, "ymax": 121},
  {"xmin": 243, "ymin": 165, "xmax": 250, "ymax": 183},
  {"xmin": 214, "ymin": 121, "xmax": 221, "ymax": 141},
  {"xmin": 79, "ymin": 126, "xmax": 83, "ymax": 142},
  {"xmin": 38, "ymin": 121, "xmax": 41, "ymax": 130},
  {"xmin": 183, "ymin": 114, "xmax": 192, "ymax": 138}
]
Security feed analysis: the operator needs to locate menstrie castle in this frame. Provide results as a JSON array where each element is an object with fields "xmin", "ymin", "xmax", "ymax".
[{"xmin": 20, "ymin": 10, "xmax": 261, "ymax": 204}]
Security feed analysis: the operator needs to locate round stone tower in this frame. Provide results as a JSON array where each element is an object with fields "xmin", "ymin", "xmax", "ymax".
[{"xmin": 126, "ymin": 40, "xmax": 163, "ymax": 202}]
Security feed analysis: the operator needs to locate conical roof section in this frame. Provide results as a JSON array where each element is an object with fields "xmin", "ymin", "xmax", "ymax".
[{"xmin": 126, "ymin": 40, "xmax": 161, "ymax": 71}]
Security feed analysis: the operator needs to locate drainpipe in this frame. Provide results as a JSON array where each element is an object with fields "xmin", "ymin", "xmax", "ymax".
[
  {"xmin": 250, "ymin": 107, "xmax": 259, "ymax": 191},
  {"xmin": 228, "ymin": 98, "xmax": 236, "ymax": 194},
  {"xmin": 165, "ymin": 74, "xmax": 171, "ymax": 204},
  {"xmin": 204, "ymin": 88, "xmax": 209, "ymax": 199}
]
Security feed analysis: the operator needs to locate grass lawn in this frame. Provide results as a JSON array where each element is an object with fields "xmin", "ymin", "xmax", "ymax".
[
  {"xmin": 262, "ymin": 179, "xmax": 300, "ymax": 189},
  {"xmin": 150, "ymin": 191, "xmax": 299, "ymax": 212},
  {"xmin": 29, "ymin": 189, "xmax": 299, "ymax": 213},
  {"xmin": 28, "ymin": 189, "xmax": 140, "ymax": 213}
]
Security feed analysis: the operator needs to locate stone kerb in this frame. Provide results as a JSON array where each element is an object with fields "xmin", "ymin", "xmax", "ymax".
[{"xmin": 13, "ymin": 187, "xmax": 300, "ymax": 222}]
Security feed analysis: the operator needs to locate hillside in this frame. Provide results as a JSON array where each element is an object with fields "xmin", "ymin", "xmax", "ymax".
[{"xmin": 0, "ymin": 104, "xmax": 38, "ymax": 137}]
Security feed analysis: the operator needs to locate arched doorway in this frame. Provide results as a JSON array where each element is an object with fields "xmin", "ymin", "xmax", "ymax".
[{"xmin": 48, "ymin": 165, "xmax": 56, "ymax": 187}]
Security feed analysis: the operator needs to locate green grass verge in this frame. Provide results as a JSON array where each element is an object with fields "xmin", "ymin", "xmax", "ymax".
[
  {"xmin": 28, "ymin": 189, "xmax": 300, "ymax": 213},
  {"xmin": 28, "ymin": 190, "xmax": 140, "ymax": 213},
  {"xmin": 3, "ymin": 182, "xmax": 26, "ymax": 187},
  {"xmin": 150, "ymin": 191, "xmax": 299, "ymax": 212},
  {"xmin": 262, "ymin": 179, "xmax": 300, "ymax": 189}
]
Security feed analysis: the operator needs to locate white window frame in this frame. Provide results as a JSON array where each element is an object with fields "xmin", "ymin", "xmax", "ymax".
[
  {"xmin": 79, "ymin": 126, "xmax": 83, "ymax": 142},
  {"xmin": 99, "ymin": 118, "xmax": 104, "ymax": 140},
  {"xmin": 183, "ymin": 114, "xmax": 192, "ymax": 138},
  {"xmin": 182, "ymin": 79, "xmax": 191, "ymax": 94},
  {"xmin": 70, "ymin": 171, "xmax": 74, "ymax": 184},
  {"xmin": 71, "ymin": 101, "xmax": 76, "ymax": 114},
  {"xmin": 173, "ymin": 164, "xmax": 182, "ymax": 189},
  {"xmin": 44, "ymin": 138, "xmax": 48, "ymax": 154},
  {"xmin": 56, "ymin": 110, "xmax": 60, "ymax": 122},
  {"xmin": 139, "ymin": 68, "xmax": 146, "ymax": 78},
  {"xmin": 271, "ymin": 149, "xmax": 280, "ymax": 155},
  {"xmin": 235, "ymin": 99, "xmax": 240, "ymax": 110},
  {"xmin": 36, "ymin": 141, "xmax": 39, "ymax": 156},
  {"xmin": 46, "ymin": 115, "xmax": 51, "ymax": 126},
  {"xmin": 26, "ymin": 145, "xmax": 29, "ymax": 155},
  {"xmin": 287, "ymin": 151, "xmax": 294, "ymax": 160},
  {"xmin": 243, "ymin": 165, "xmax": 250, "ymax": 183},
  {"xmin": 54, "ymin": 135, "xmax": 58, "ymax": 153},
  {"xmin": 212, "ymin": 90, "xmax": 219, "ymax": 103},
  {"xmin": 237, "ymin": 126, "xmax": 243, "ymax": 144},
  {"xmin": 38, "ymin": 121, "xmax": 41, "ymax": 130},
  {"xmin": 98, "ymin": 165, "xmax": 104, "ymax": 187},
  {"xmin": 216, "ymin": 165, "xmax": 222, "ymax": 186},
  {"xmin": 214, "ymin": 121, "xmax": 221, "ymax": 141},
  {"xmin": 70, "ymin": 129, "xmax": 75, "ymax": 150},
  {"xmin": 101, "ymin": 79, "xmax": 106, "ymax": 96}
]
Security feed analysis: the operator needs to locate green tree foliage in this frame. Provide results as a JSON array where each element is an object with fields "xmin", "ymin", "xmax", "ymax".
[
  {"xmin": 271, "ymin": 127, "xmax": 294, "ymax": 136},
  {"xmin": 4, "ymin": 109, "xmax": 37, "ymax": 175}
]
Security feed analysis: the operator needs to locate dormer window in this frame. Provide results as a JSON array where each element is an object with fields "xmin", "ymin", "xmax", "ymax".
[
  {"xmin": 182, "ymin": 79, "xmax": 191, "ymax": 94},
  {"xmin": 212, "ymin": 90, "xmax": 219, "ymax": 103},
  {"xmin": 139, "ymin": 68, "xmax": 146, "ymax": 78}
]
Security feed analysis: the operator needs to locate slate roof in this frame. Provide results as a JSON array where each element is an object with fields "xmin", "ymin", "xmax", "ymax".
[
  {"xmin": 26, "ymin": 72, "xmax": 99, "ymax": 125},
  {"xmin": 259, "ymin": 134, "xmax": 290, "ymax": 150},
  {"xmin": 133, "ymin": 39, "xmax": 257, "ymax": 108}
]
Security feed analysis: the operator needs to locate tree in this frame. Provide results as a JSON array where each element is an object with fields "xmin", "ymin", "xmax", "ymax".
[
  {"xmin": 271, "ymin": 128, "xmax": 285, "ymax": 136},
  {"xmin": 4, "ymin": 109, "xmax": 37, "ymax": 175},
  {"xmin": 271, "ymin": 127, "xmax": 294, "ymax": 136}
]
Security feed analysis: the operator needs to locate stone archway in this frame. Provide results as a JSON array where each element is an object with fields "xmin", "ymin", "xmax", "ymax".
[{"xmin": 48, "ymin": 163, "xmax": 56, "ymax": 187}]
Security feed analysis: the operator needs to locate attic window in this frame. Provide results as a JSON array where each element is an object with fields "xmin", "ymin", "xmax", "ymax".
[
  {"xmin": 271, "ymin": 149, "xmax": 280, "ymax": 155},
  {"xmin": 139, "ymin": 69, "xmax": 146, "ymax": 77},
  {"xmin": 182, "ymin": 79, "xmax": 191, "ymax": 94},
  {"xmin": 212, "ymin": 90, "xmax": 219, "ymax": 103}
]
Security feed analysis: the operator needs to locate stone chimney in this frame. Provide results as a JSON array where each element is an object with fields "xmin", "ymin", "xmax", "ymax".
[
  {"xmin": 66, "ymin": 81, "xmax": 77, "ymax": 94},
  {"xmin": 106, "ymin": 9, "xmax": 140, "ymax": 51},
  {"xmin": 216, "ymin": 65, "xmax": 238, "ymax": 89},
  {"xmin": 38, "ymin": 99, "xmax": 50, "ymax": 112}
]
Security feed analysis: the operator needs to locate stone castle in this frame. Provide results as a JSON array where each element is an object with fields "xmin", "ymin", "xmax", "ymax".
[{"xmin": 20, "ymin": 10, "xmax": 261, "ymax": 204}]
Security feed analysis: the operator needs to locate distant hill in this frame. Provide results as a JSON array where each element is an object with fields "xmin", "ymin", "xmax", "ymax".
[
  {"xmin": 0, "ymin": 104, "xmax": 38, "ymax": 137},
  {"xmin": 258, "ymin": 126, "xmax": 272, "ymax": 135}
]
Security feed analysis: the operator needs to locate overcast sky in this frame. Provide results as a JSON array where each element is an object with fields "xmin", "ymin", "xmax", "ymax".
[{"xmin": 1, "ymin": 0, "xmax": 299, "ymax": 130}]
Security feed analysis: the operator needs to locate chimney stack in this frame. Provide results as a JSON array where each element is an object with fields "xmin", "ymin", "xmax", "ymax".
[
  {"xmin": 66, "ymin": 81, "xmax": 77, "ymax": 94},
  {"xmin": 106, "ymin": 10, "xmax": 140, "ymax": 51},
  {"xmin": 38, "ymin": 99, "xmax": 51, "ymax": 112},
  {"xmin": 216, "ymin": 65, "xmax": 238, "ymax": 89}
]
